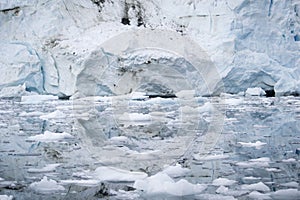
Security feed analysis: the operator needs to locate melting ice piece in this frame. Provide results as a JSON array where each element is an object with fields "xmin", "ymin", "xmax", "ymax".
[
  {"xmin": 28, "ymin": 131, "xmax": 74, "ymax": 142},
  {"xmin": 196, "ymin": 194, "xmax": 237, "ymax": 200},
  {"xmin": 212, "ymin": 178, "xmax": 237, "ymax": 186},
  {"xmin": 245, "ymin": 87, "xmax": 266, "ymax": 96},
  {"xmin": 29, "ymin": 176, "xmax": 65, "ymax": 194},
  {"xmin": 198, "ymin": 102, "xmax": 214, "ymax": 113},
  {"xmin": 130, "ymin": 92, "xmax": 147, "ymax": 100},
  {"xmin": 0, "ymin": 195, "xmax": 14, "ymax": 200},
  {"xmin": 241, "ymin": 182, "xmax": 270, "ymax": 192},
  {"xmin": 21, "ymin": 95, "xmax": 58, "ymax": 103},
  {"xmin": 248, "ymin": 191, "xmax": 271, "ymax": 200},
  {"xmin": 40, "ymin": 110, "xmax": 66, "ymax": 120},
  {"xmin": 91, "ymin": 166, "xmax": 147, "ymax": 182},
  {"xmin": 118, "ymin": 113, "xmax": 152, "ymax": 127},
  {"xmin": 162, "ymin": 164, "xmax": 190, "ymax": 178},
  {"xmin": 60, "ymin": 179, "xmax": 100, "ymax": 187},
  {"xmin": 238, "ymin": 141, "xmax": 267, "ymax": 149},
  {"xmin": 134, "ymin": 172, "xmax": 207, "ymax": 196},
  {"xmin": 271, "ymin": 189, "xmax": 300, "ymax": 200},
  {"xmin": 193, "ymin": 154, "xmax": 229, "ymax": 161},
  {"xmin": 280, "ymin": 181, "xmax": 299, "ymax": 188},
  {"xmin": 225, "ymin": 98, "xmax": 243, "ymax": 105},
  {"xmin": 281, "ymin": 158, "xmax": 297, "ymax": 163},
  {"xmin": 236, "ymin": 162, "xmax": 269, "ymax": 168},
  {"xmin": 175, "ymin": 90, "xmax": 195, "ymax": 99},
  {"xmin": 265, "ymin": 168, "xmax": 281, "ymax": 172},
  {"xmin": 19, "ymin": 111, "xmax": 44, "ymax": 117},
  {"xmin": 216, "ymin": 185, "xmax": 249, "ymax": 196},
  {"xmin": 249, "ymin": 157, "xmax": 270, "ymax": 162}
]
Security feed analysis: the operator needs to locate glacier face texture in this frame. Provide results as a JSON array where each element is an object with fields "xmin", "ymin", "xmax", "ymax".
[{"xmin": 0, "ymin": 0, "xmax": 299, "ymax": 96}]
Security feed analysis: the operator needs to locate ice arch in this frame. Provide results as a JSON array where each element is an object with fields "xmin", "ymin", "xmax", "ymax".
[{"xmin": 75, "ymin": 29, "xmax": 223, "ymax": 97}]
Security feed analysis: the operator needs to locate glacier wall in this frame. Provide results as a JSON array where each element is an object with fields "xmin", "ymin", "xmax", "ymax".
[{"xmin": 0, "ymin": 0, "xmax": 299, "ymax": 97}]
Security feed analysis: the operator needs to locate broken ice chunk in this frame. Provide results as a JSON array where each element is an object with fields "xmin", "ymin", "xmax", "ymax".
[
  {"xmin": 238, "ymin": 141, "xmax": 267, "ymax": 149},
  {"xmin": 29, "ymin": 176, "xmax": 65, "ymax": 194}
]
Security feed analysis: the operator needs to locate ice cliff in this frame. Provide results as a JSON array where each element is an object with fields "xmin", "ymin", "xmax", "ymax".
[{"xmin": 0, "ymin": 0, "xmax": 299, "ymax": 97}]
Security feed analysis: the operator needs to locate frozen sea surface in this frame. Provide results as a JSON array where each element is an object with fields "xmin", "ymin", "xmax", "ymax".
[{"xmin": 0, "ymin": 96, "xmax": 299, "ymax": 199}]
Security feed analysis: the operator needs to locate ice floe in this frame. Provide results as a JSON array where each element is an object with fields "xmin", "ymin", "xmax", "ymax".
[
  {"xmin": 28, "ymin": 131, "xmax": 73, "ymax": 142},
  {"xmin": 29, "ymin": 176, "xmax": 65, "ymax": 194},
  {"xmin": 134, "ymin": 172, "xmax": 207, "ymax": 196}
]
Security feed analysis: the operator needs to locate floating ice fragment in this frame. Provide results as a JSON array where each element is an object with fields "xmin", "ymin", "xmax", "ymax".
[
  {"xmin": 271, "ymin": 189, "xmax": 300, "ymax": 200},
  {"xmin": 134, "ymin": 172, "xmax": 206, "ymax": 196},
  {"xmin": 265, "ymin": 168, "xmax": 281, "ymax": 172},
  {"xmin": 0, "ymin": 195, "xmax": 13, "ymax": 200},
  {"xmin": 238, "ymin": 141, "xmax": 267, "ymax": 149},
  {"xmin": 21, "ymin": 95, "xmax": 58, "ymax": 103},
  {"xmin": 28, "ymin": 131, "xmax": 74, "ymax": 142},
  {"xmin": 198, "ymin": 102, "xmax": 214, "ymax": 113},
  {"xmin": 245, "ymin": 87, "xmax": 266, "ymax": 96},
  {"xmin": 193, "ymin": 154, "xmax": 229, "ymax": 161},
  {"xmin": 280, "ymin": 181, "xmax": 299, "ymax": 188},
  {"xmin": 176, "ymin": 90, "xmax": 195, "ymax": 99},
  {"xmin": 216, "ymin": 185, "xmax": 229, "ymax": 194},
  {"xmin": 130, "ymin": 92, "xmax": 147, "ymax": 100},
  {"xmin": 241, "ymin": 182, "xmax": 270, "ymax": 192},
  {"xmin": 243, "ymin": 176, "xmax": 261, "ymax": 181},
  {"xmin": 40, "ymin": 110, "xmax": 66, "ymax": 120},
  {"xmin": 216, "ymin": 185, "xmax": 249, "ymax": 197},
  {"xmin": 61, "ymin": 179, "xmax": 100, "ymax": 187},
  {"xmin": 225, "ymin": 98, "xmax": 243, "ymax": 105},
  {"xmin": 118, "ymin": 112, "xmax": 152, "ymax": 127},
  {"xmin": 162, "ymin": 164, "xmax": 190, "ymax": 177},
  {"xmin": 196, "ymin": 194, "xmax": 237, "ymax": 200},
  {"xmin": 249, "ymin": 157, "xmax": 270, "ymax": 162},
  {"xmin": 248, "ymin": 191, "xmax": 271, "ymax": 200},
  {"xmin": 91, "ymin": 166, "xmax": 147, "ymax": 182},
  {"xmin": 212, "ymin": 178, "xmax": 237, "ymax": 186},
  {"xmin": 282, "ymin": 158, "xmax": 296, "ymax": 163},
  {"xmin": 19, "ymin": 111, "xmax": 44, "ymax": 117},
  {"xmin": 236, "ymin": 157, "xmax": 270, "ymax": 168},
  {"xmin": 29, "ymin": 176, "xmax": 64, "ymax": 194}
]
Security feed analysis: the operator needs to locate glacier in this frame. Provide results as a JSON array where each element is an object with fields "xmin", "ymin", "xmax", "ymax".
[{"xmin": 0, "ymin": 0, "xmax": 299, "ymax": 97}]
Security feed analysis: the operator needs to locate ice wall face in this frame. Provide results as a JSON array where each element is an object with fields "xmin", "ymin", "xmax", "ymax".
[
  {"xmin": 0, "ymin": 0, "xmax": 299, "ymax": 97},
  {"xmin": 0, "ymin": 42, "xmax": 43, "ymax": 97}
]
